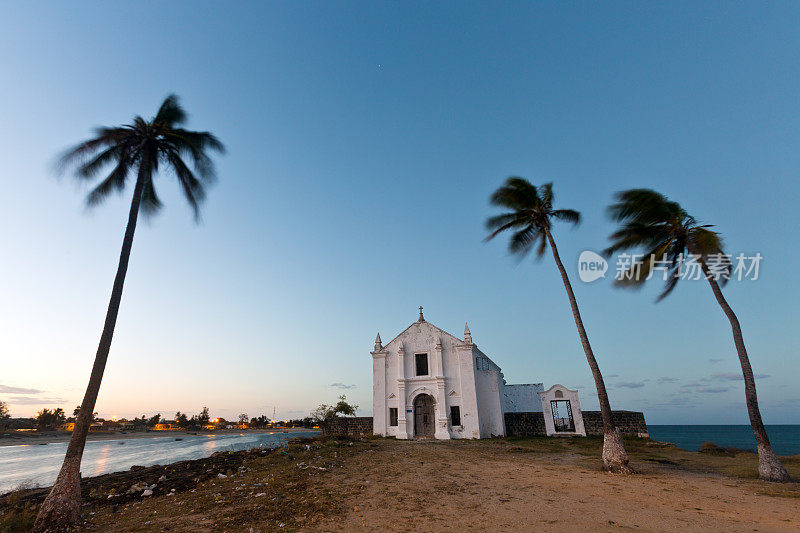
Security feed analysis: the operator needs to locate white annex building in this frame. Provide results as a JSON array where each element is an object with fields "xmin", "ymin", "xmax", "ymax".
[{"xmin": 372, "ymin": 308, "xmax": 586, "ymax": 439}]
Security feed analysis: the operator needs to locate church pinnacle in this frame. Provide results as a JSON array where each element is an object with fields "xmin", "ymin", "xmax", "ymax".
[
  {"xmin": 374, "ymin": 332, "xmax": 382, "ymax": 351},
  {"xmin": 418, "ymin": 306, "xmax": 424, "ymax": 322},
  {"xmin": 464, "ymin": 323, "xmax": 472, "ymax": 343}
]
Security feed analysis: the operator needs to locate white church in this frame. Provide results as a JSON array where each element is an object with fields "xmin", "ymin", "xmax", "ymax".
[{"xmin": 372, "ymin": 308, "xmax": 586, "ymax": 439}]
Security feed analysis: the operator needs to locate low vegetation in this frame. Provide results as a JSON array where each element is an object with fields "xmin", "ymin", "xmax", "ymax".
[
  {"xmin": 2, "ymin": 436, "xmax": 358, "ymax": 532},
  {"xmin": 503, "ymin": 435, "xmax": 800, "ymax": 485},
  {"xmin": 310, "ymin": 395, "xmax": 358, "ymax": 425},
  {"xmin": 0, "ymin": 490, "xmax": 37, "ymax": 533}
]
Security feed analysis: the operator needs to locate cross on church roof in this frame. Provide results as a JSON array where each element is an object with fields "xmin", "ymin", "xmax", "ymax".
[{"xmin": 418, "ymin": 306, "xmax": 424, "ymax": 322}]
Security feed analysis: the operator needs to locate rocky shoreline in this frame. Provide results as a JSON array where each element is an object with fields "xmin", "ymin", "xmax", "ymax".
[{"xmin": 4, "ymin": 445, "xmax": 275, "ymax": 508}]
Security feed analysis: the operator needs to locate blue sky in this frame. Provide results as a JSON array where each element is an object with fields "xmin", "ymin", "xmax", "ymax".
[{"xmin": 1, "ymin": 2, "xmax": 798, "ymax": 424}]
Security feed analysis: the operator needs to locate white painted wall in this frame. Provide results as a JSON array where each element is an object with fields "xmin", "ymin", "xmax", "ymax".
[
  {"xmin": 372, "ymin": 352, "xmax": 386, "ymax": 433},
  {"xmin": 503, "ymin": 383, "xmax": 545, "ymax": 412},
  {"xmin": 475, "ymin": 369, "xmax": 505, "ymax": 437}
]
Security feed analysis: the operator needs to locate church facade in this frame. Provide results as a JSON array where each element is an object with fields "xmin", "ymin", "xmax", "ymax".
[{"xmin": 371, "ymin": 309, "xmax": 586, "ymax": 439}]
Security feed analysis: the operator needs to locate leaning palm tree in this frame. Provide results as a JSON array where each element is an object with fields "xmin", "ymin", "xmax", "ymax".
[
  {"xmin": 605, "ymin": 189, "xmax": 790, "ymax": 482},
  {"xmin": 486, "ymin": 177, "xmax": 631, "ymax": 473},
  {"xmin": 34, "ymin": 95, "xmax": 224, "ymax": 530}
]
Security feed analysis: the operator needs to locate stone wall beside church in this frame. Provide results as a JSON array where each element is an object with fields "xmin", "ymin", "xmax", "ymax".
[
  {"xmin": 321, "ymin": 416, "xmax": 374, "ymax": 436},
  {"xmin": 502, "ymin": 411, "xmax": 547, "ymax": 436},
  {"xmin": 322, "ymin": 411, "xmax": 647, "ymax": 437},
  {"xmin": 504, "ymin": 410, "xmax": 647, "ymax": 437},
  {"xmin": 581, "ymin": 411, "xmax": 649, "ymax": 437}
]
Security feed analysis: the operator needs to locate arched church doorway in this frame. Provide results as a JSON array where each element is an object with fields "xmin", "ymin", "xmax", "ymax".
[{"xmin": 413, "ymin": 394, "xmax": 435, "ymax": 437}]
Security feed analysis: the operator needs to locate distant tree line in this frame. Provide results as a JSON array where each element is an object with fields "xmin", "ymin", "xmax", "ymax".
[
  {"xmin": 4, "ymin": 401, "xmax": 319, "ymax": 433},
  {"xmin": 4, "ymin": 404, "xmax": 295, "ymax": 432}
]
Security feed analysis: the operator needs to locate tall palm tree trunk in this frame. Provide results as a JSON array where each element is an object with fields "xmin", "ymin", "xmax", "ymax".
[
  {"xmin": 694, "ymin": 255, "xmax": 791, "ymax": 482},
  {"xmin": 544, "ymin": 229, "xmax": 632, "ymax": 473},
  {"xmin": 34, "ymin": 173, "xmax": 145, "ymax": 531}
]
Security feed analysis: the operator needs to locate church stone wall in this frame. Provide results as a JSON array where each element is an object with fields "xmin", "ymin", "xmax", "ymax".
[
  {"xmin": 504, "ymin": 410, "xmax": 647, "ymax": 437},
  {"xmin": 323, "ymin": 411, "xmax": 647, "ymax": 438},
  {"xmin": 503, "ymin": 412, "xmax": 547, "ymax": 436},
  {"xmin": 581, "ymin": 411, "xmax": 648, "ymax": 437},
  {"xmin": 321, "ymin": 416, "xmax": 374, "ymax": 437}
]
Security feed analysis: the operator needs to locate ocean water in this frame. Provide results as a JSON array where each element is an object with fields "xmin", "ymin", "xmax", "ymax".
[
  {"xmin": 0, "ymin": 430, "xmax": 318, "ymax": 494},
  {"xmin": 647, "ymin": 425, "xmax": 800, "ymax": 456}
]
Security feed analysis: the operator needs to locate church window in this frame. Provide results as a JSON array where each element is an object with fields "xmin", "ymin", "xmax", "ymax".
[
  {"xmin": 450, "ymin": 406, "xmax": 461, "ymax": 426},
  {"xmin": 415, "ymin": 353, "xmax": 429, "ymax": 376},
  {"xmin": 389, "ymin": 408, "xmax": 398, "ymax": 426}
]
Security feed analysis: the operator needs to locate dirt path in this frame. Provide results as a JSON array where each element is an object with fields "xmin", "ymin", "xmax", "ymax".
[{"xmin": 310, "ymin": 440, "xmax": 800, "ymax": 532}]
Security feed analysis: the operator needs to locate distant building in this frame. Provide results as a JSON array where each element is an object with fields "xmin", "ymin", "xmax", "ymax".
[{"xmin": 372, "ymin": 309, "xmax": 586, "ymax": 439}]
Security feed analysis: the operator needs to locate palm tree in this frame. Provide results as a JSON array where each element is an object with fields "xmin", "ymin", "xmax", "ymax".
[
  {"xmin": 486, "ymin": 177, "xmax": 631, "ymax": 473},
  {"xmin": 34, "ymin": 95, "xmax": 224, "ymax": 530},
  {"xmin": 605, "ymin": 188, "xmax": 790, "ymax": 482}
]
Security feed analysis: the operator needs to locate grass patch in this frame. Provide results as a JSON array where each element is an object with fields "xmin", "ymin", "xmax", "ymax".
[
  {"xmin": 0, "ymin": 489, "xmax": 37, "ymax": 533},
  {"xmin": 84, "ymin": 436, "xmax": 361, "ymax": 531},
  {"xmin": 500, "ymin": 434, "xmax": 800, "ymax": 488},
  {"xmin": 698, "ymin": 441, "xmax": 737, "ymax": 457},
  {"xmin": 0, "ymin": 436, "xmax": 366, "ymax": 532}
]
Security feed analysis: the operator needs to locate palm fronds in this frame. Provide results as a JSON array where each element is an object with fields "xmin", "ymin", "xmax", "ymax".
[
  {"xmin": 605, "ymin": 188, "xmax": 729, "ymax": 299},
  {"xmin": 59, "ymin": 95, "xmax": 224, "ymax": 218},
  {"xmin": 486, "ymin": 177, "xmax": 579, "ymax": 258}
]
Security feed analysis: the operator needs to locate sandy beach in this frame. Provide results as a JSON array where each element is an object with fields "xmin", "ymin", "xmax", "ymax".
[
  {"xmin": 0, "ymin": 428, "xmax": 314, "ymax": 447},
  {"xmin": 3, "ymin": 435, "xmax": 798, "ymax": 531}
]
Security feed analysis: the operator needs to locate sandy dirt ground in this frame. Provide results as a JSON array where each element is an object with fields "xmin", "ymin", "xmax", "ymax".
[{"xmin": 309, "ymin": 439, "xmax": 800, "ymax": 532}]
